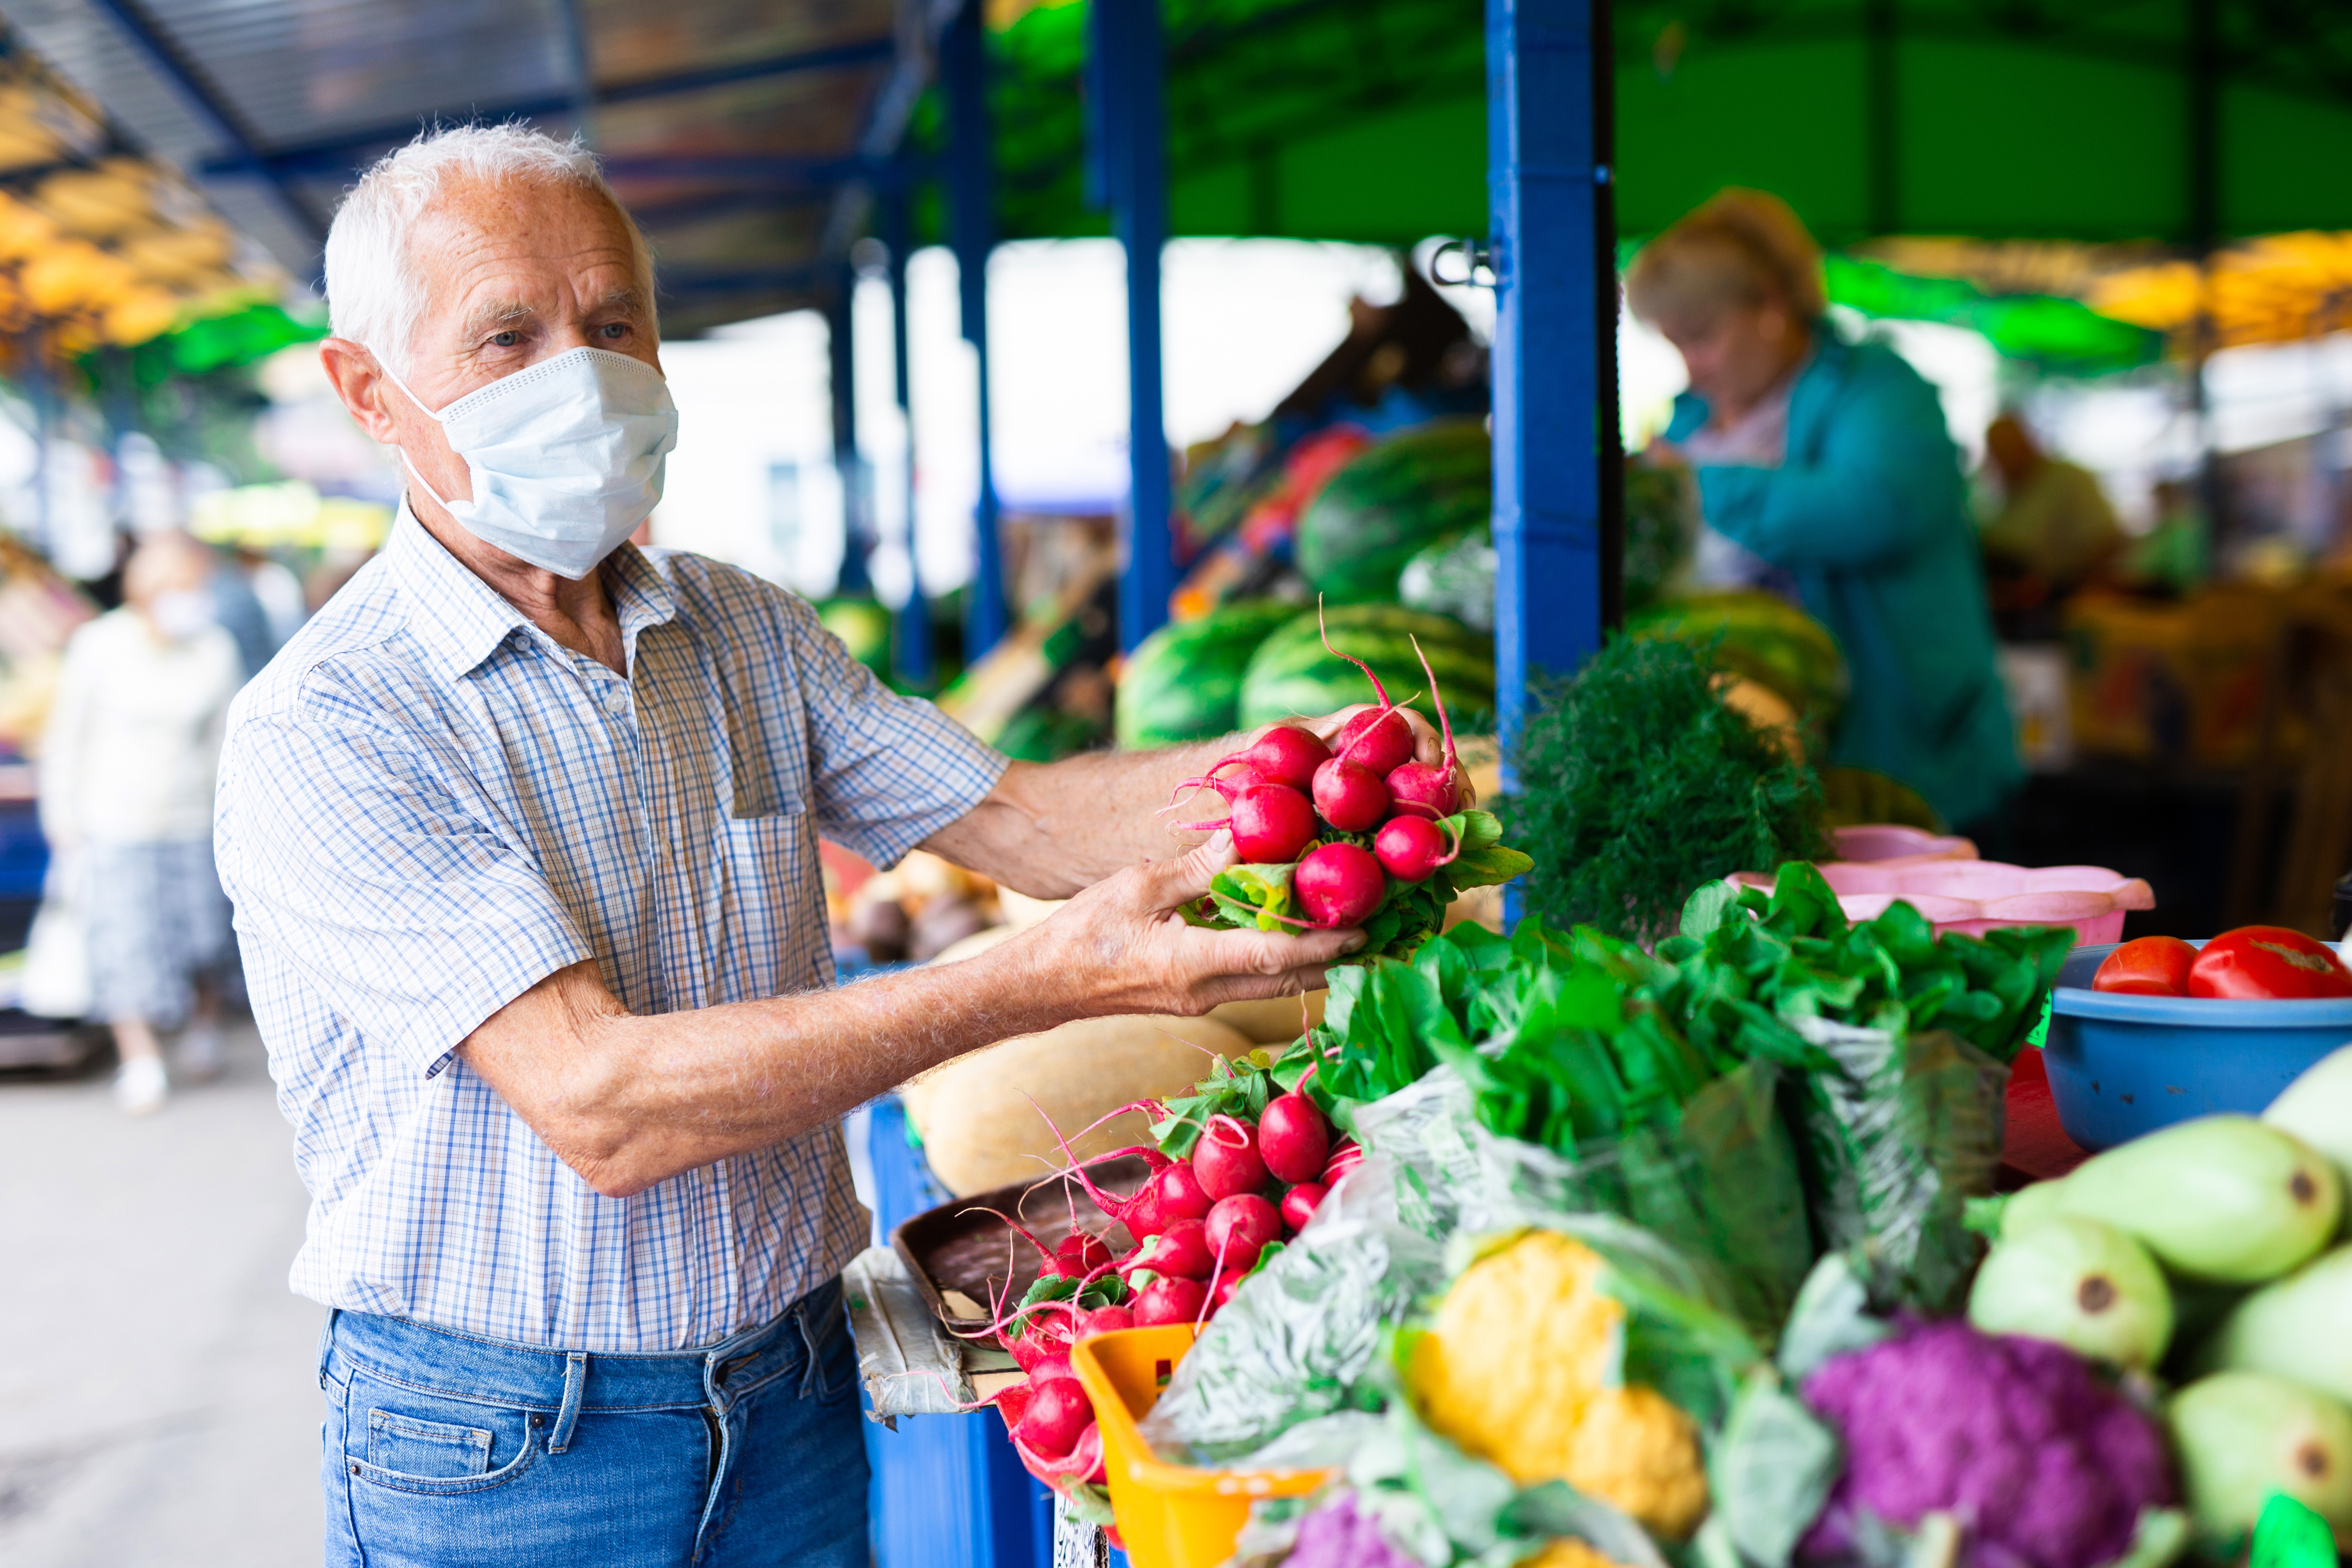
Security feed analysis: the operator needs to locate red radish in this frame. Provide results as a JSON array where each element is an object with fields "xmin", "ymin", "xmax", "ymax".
[
  {"xmin": 1384, "ymin": 761, "xmax": 1458, "ymax": 820},
  {"xmin": 1146, "ymin": 1161, "xmax": 1213, "ymax": 1226},
  {"xmin": 1374, "ymin": 815, "xmax": 1461, "ymax": 882},
  {"xmin": 1322, "ymin": 1139, "xmax": 1362, "ymax": 1184},
  {"xmin": 1192, "ymin": 1115, "xmax": 1269, "ymax": 1201},
  {"xmin": 1210, "ymin": 1273, "xmax": 1245, "ymax": 1312},
  {"xmin": 1331, "ymin": 705, "xmax": 1416, "ymax": 777},
  {"xmin": 1257, "ymin": 1092, "xmax": 1331, "ymax": 1184},
  {"xmin": 1075, "ymin": 1304, "xmax": 1135, "ymax": 1338},
  {"xmin": 1212, "ymin": 725, "xmax": 1330, "ymax": 792},
  {"xmin": 1404, "ymin": 632, "xmax": 1467, "ymax": 813},
  {"xmin": 1132, "ymin": 1275, "xmax": 1208, "ymax": 1326},
  {"xmin": 1027, "ymin": 1350, "xmax": 1074, "ymax": 1384},
  {"xmin": 1054, "ymin": 1232, "xmax": 1113, "ymax": 1277},
  {"xmin": 1011, "ymin": 1419, "xmax": 1106, "ymax": 1487},
  {"xmin": 1120, "ymin": 1185, "xmax": 1165, "ymax": 1240},
  {"xmin": 1205, "ymin": 1193, "xmax": 1281, "ymax": 1274},
  {"xmin": 1230, "ymin": 785, "xmax": 1317, "ymax": 863},
  {"xmin": 1316, "ymin": 598, "xmax": 1419, "ymax": 776},
  {"xmin": 1280, "ymin": 1182, "xmax": 1327, "ymax": 1233},
  {"xmin": 1295, "ymin": 842, "xmax": 1384, "ymax": 928},
  {"xmin": 1167, "ymin": 777, "xmax": 1319, "ymax": 865},
  {"xmin": 1007, "ymin": 1315, "xmax": 1076, "ymax": 1374},
  {"xmin": 1013, "ymin": 1378, "xmax": 1095, "ymax": 1460},
  {"xmin": 1128, "ymin": 1218, "xmax": 1213, "ymax": 1279},
  {"xmin": 1311, "ymin": 757, "xmax": 1389, "ymax": 832}
]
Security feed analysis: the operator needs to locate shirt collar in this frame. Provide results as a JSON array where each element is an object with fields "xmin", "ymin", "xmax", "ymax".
[{"xmin": 388, "ymin": 503, "xmax": 682, "ymax": 681}]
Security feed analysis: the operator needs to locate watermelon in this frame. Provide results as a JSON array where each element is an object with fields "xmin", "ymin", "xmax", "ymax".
[
  {"xmin": 1115, "ymin": 598, "xmax": 1301, "ymax": 748},
  {"xmin": 1627, "ymin": 590, "xmax": 1850, "ymax": 725},
  {"xmin": 1295, "ymin": 418, "xmax": 1491, "ymax": 603},
  {"xmin": 1237, "ymin": 604, "xmax": 1494, "ymax": 731}
]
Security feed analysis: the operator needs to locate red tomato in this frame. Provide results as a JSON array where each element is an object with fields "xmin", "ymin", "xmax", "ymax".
[
  {"xmin": 2091, "ymin": 936, "xmax": 2197, "ymax": 996},
  {"xmin": 2186, "ymin": 926, "xmax": 2352, "ymax": 1000}
]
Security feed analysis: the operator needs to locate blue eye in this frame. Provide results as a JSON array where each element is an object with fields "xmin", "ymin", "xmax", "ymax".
[{"xmin": 491, "ymin": 330, "xmax": 519, "ymax": 347}]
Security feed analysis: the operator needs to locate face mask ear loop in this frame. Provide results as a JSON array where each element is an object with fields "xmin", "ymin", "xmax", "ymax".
[{"xmin": 374, "ymin": 350, "xmax": 464, "ymax": 516}]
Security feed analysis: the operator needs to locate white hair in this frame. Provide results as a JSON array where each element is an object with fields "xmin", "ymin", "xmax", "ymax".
[{"xmin": 323, "ymin": 123, "xmax": 656, "ymax": 375}]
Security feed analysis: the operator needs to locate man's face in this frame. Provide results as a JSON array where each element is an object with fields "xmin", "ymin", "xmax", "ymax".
[
  {"xmin": 343, "ymin": 179, "xmax": 660, "ymax": 512},
  {"xmin": 1658, "ymin": 301, "xmax": 1797, "ymax": 417}
]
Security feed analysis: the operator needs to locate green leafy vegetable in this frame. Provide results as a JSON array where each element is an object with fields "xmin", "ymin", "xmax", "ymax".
[{"xmin": 1504, "ymin": 633, "xmax": 1831, "ymax": 942}]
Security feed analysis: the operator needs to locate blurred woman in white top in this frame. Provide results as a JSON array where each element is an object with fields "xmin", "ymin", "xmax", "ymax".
[{"xmin": 39, "ymin": 531, "xmax": 243, "ymax": 1113}]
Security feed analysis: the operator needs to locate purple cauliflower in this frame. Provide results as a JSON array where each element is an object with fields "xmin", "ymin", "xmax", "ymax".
[
  {"xmin": 1285, "ymin": 1492, "xmax": 1420, "ymax": 1568},
  {"xmin": 1799, "ymin": 1319, "xmax": 2175, "ymax": 1568}
]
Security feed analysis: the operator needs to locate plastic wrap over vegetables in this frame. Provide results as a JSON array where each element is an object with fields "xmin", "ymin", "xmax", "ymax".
[
  {"xmin": 1138, "ymin": 1152, "xmax": 1448, "ymax": 1467},
  {"xmin": 1349, "ymin": 1058, "xmax": 1810, "ymax": 1339}
]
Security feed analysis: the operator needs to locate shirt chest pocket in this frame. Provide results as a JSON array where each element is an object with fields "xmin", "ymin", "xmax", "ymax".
[{"xmin": 715, "ymin": 803, "xmax": 821, "ymax": 1001}]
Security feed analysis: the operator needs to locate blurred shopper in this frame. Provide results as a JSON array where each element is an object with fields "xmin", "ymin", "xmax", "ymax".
[
  {"xmin": 1978, "ymin": 412, "xmax": 2124, "ymax": 632},
  {"xmin": 216, "ymin": 127, "xmax": 1401, "ymax": 1567},
  {"xmin": 1628, "ymin": 188, "xmax": 2019, "ymax": 834},
  {"xmin": 236, "ymin": 543, "xmax": 308, "ymax": 647},
  {"xmin": 40, "ymin": 530, "xmax": 241, "ymax": 1114},
  {"xmin": 204, "ymin": 541, "xmax": 276, "ymax": 680}
]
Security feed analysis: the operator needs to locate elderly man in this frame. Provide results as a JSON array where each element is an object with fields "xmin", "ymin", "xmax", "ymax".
[{"xmin": 215, "ymin": 126, "xmax": 1408, "ymax": 1567}]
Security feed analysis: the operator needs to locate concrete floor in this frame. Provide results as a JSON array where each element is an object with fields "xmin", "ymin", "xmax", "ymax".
[{"xmin": 0, "ymin": 1022, "xmax": 323, "ymax": 1567}]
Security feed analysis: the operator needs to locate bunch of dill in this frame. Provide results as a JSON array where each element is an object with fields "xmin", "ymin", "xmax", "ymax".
[{"xmin": 1503, "ymin": 633, "xmax": 1831, "ymax": 942}]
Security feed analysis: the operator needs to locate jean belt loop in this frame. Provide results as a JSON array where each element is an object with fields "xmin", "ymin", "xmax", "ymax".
[
  {"xmin": 547, "ymin": 1352, "xmax": 588, "ymax": 1454},
  {"xmin": 315, "ymin": 1309, "xmax": 339, "ymax": 1390}
]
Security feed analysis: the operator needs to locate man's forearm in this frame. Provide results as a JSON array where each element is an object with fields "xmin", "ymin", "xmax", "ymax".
[
  {"xmin": 466, "ymin": 835, "xmax": 1357, "ymax": 1199},
  {"xmin": 924, "ymin": 741, "xmax": 1236, "ymax": 897},
  {"xmin": 504, "ymin": 935, "xmax": 1098, "ymax": 1197}
]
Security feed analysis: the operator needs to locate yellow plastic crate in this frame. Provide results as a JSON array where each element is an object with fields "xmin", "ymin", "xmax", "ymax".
[{"xmin": 1069, "ymin": 1325, "xmax": 1334, "ymax": 1568}]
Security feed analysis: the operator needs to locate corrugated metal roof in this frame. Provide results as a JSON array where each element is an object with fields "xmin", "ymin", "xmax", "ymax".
[{"xmin": 0, "ymin": 0, "xmax": 931, "ymax": 331}]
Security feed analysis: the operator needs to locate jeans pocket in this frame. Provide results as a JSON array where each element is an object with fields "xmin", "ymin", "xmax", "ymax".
[
  {"xmin": 343, "ymin": 1370, "xmax": 540, "ymax": 1497},
  {"xmin": 369, "ymin": 1412, "xmax": 492, "ymax": 1480}
]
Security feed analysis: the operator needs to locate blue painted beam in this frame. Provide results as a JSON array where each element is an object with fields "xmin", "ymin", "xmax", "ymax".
[
  {"xmin": 945, "ymin": 0, "xmax": 1009, "ymax": 659},
  {"xmin": 829, "ymin": 261, "xmax": 873, "ymax": 597},
  {"xmin": 1488, "ymin": 0, "xmax": 1618, "ymax": 792},
  {"xmin": 80, "ymin": 0, "xmax": 323, "ymax": 243},
  {"xmin": 1092, "ymin": 0, "xmax": 1173, "ymax": 655},
  {"xmin": 196, "ymin": 37, "xmax": 897, "ymax": 180}
]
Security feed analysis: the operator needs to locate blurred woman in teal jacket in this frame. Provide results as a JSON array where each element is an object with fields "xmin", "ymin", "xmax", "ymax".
[{"xmin": 1629, "ymin": 190, "xmax": 2020, "ymax": 832}]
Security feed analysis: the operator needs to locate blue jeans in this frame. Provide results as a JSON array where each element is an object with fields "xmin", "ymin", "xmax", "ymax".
[{"xmin": 318, "ymin": 1278, "xmax": 869, "ymax": 1567}]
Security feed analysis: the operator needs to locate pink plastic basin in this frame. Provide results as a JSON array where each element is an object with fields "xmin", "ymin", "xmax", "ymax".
[
  {"xmin": 1828, "ymin": 824, "xmax": 1978, "ymax": 865},
  {"xmin": 1727, "ymin": 851, "xmax": 2154, "ymax": 944}
]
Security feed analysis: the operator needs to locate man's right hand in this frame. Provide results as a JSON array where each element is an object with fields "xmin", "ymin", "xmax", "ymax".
[{"xmin": 995, "ymin": 829, "xmax": 1362, "ymax": 1019}]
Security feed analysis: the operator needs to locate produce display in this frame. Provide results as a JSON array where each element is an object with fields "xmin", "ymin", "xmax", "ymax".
[
  {"xmin": 2092, "ymin": 927, "xmax": 2352, "ymax": 1000},
  {"xmin": 1117, "ymin": 599, "xmax": 1303, "ymax": 748},
  {"xmin": 1296, "ymin": 419, "xmax": 1490, "ymax": 606},
  {"xmin": 953, "ymin": 859, "xmax": 2352, "ymax": 1568},
  {"xmin": 1504, "ymin": 633, "xmax": 1830, "ymax": 942},
  {"xmin": 1237, "ymin": 602, "xmax": 1494, "ymax": 734},
  {"xmin": 1626, "ymin": 588, "xmax": 1851, "ymax": 733}
]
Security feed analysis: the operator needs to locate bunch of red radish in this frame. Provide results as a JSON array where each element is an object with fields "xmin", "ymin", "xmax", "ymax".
[
  {"xmin": 979, "ymin": 1079, "xmax": 1364, "ymax": 1486},
  {"xmin": 1168, "ymin": 610, "xmax": 1470, "ymax": 931}
]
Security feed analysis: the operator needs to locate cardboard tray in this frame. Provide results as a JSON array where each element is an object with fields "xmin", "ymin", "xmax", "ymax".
[{"xmin": 889, "ymin": 1153, "xmax": 1152, "ymax": 1335}]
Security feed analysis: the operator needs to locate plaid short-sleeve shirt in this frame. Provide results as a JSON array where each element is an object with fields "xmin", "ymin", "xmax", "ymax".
[{"xmin": 215, "ymin": 510, "xmax": 1005, "ymax": 1352}]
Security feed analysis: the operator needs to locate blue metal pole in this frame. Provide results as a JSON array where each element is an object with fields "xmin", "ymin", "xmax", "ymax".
[
  {"xmin": 828, "ymin": 262, "xmax": 873, "ymax": 597},
  {"xmin": 945, "ymin": 0, "xmax": 1009, "ymax": 658},
  {"xmin": 885, "ymin": 181, "xmax": 935, "ymax": 686},
  {"xmin": 1094, "ymin": 0, "xmax": 1172, "ymax": 655},
  {"xmin": 1489, "ymin": 0, "xmax": 1617, "ymax": 779}
]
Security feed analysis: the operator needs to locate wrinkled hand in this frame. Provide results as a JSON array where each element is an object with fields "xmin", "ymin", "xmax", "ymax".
[
  {"xmin": 1297, "ymin": 706, "xmax": 1473, "ymax": 808},
  {"xmin": 1015, "ymin": 830, "xmax": 1363, "ymax": 1017}
]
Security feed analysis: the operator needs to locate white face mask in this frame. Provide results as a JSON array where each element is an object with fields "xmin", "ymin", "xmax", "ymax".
[
  {"xmin": 381, "ymin": 346, "xmax": 680, "ymax": 580},
  {"xmin": 148, "ymin": 588, "xmax": 213, "ymax": 641}
]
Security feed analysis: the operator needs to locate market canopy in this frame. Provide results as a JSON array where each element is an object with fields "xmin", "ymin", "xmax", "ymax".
[{"xmin": 1, "ymin": 0, "xmax": 928, "ymax": 334}]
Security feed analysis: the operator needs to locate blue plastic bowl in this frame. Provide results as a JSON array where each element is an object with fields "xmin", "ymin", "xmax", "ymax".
[{"xmin": 2045, "ymin": 941, "xmax": 2352, "ymax": 1151}]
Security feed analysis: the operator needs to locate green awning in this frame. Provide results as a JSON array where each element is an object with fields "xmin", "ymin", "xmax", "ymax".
[{"xmin": 969, "ymin": 0, "xmax": 2352, "ymax": 270}]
